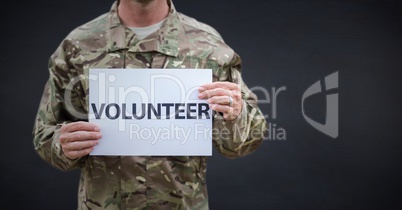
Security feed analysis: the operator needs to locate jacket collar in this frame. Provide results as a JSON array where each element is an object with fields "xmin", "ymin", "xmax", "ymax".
[{"xmin": 107, "ymin": 0, "xmax": 179, "ymax": 57}]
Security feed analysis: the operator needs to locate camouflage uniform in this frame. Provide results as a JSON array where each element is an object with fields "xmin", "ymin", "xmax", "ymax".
[{"xmin": 33, "ymin": 1, "xmax": 267, "ymax": 209}]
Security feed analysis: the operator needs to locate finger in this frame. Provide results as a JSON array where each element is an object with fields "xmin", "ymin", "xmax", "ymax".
[
  {"xmin": 210, "ymin": 103, "xmax": 242, "ymax": 120},
  {"xmin": 61, "ymin": 121, "xmax": 100, "ymax": 133},
  {"xmin": 199, "ymin": 88, "xmax": 231, "ymax": 99},
  {"xmin": 210, "ymin": 104, "xmax": 237, "ymax": 120},
  {"xmin": 64, "ymin": 147, "xmax": 94, "ymax": 160},
  {"xmin": 207, "ymin": 96, "xmax": 232, "ymax": 105},
  {"xmin": 209, "ymin": 104, "xmax": 231, "ymax": 114},
  {"xmin": 200, "ymin": 82, "xmax": 239, "ymax": 91},
  {"xmin": 60, "ymin": 131, "xmax": 102, "ymax": 143},
  {"xmin": 62, "ymin": 139, "xmax": 99, "ymax": 151}
]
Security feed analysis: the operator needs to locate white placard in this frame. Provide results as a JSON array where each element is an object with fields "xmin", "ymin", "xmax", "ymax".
[{"xmin": 89, "ymin": 69, "xmax": 212, "ymax": 156}]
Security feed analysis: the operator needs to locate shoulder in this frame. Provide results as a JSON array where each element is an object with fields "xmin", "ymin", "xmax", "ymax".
[
  {"xmin": 55, "ymin": 12, "xmax": 110, "ymax": 54},
  {"xmin": 175, "ymin": 12, "xmax": 239, "ymax": 65},
  {"xmin": 66, "ymin": 13, "xmax": 109, "ymax": 41},
  {"xmin": 177, "ymin": 12, "xmax": 223, "ymax": 41}
]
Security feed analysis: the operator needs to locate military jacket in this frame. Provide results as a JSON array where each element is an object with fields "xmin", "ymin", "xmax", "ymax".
[{"xmin": 33, "ymin": 1, "xmax": 267, "ymax": 209}]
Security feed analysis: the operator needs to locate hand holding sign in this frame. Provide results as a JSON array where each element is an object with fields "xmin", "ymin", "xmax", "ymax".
[
  {"xmin": 198, "ymin": 81, "xmax": 243, "ymax": 121},
  {"xmin": 59, "ymin": 122, "xmax": 102, "ymax": 159}
]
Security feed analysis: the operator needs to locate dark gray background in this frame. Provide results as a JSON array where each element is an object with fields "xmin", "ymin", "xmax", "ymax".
[{"xmin": 1, "ymin": 0, "xmax": 402, "ymax": 209}]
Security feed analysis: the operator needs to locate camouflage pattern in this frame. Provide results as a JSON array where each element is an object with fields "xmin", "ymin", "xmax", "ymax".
[{"xmin": 33, "ymin": 1, "xmax": 267, "ymax": 209}]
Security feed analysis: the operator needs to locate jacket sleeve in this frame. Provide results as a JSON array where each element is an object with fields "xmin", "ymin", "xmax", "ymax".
[
  {"xmin": 212, "ymin": 54, "xmax": 268, "ymax": 158},
  {"xmin": 33, "ymin": 43, "xmax": 87, "ymax": 171}
]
